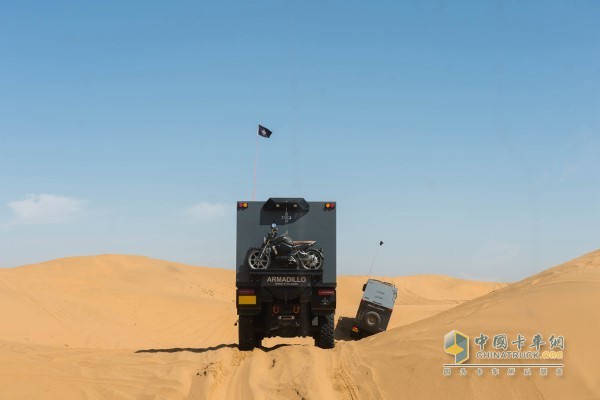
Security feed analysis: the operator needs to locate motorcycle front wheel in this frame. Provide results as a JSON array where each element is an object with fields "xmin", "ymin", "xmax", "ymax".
[
  {"xmin": 301, "ymin": 250, "xmax": 323, "ymax": 270},
  {"xmin": 247, "ymin": 248, "xmax": 271, "ymax": 270}
]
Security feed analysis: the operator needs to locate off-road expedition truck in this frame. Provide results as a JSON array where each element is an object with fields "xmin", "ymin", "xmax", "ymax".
[
  {"xmin": 351, "ymin": 279, "xmax": 397, "ymax": 338},
  {"xmin": 236, "ymin": 198, "xmax": 336, "ymax": 350}
]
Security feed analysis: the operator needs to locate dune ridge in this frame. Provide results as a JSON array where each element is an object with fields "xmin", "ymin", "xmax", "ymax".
[{"xmin": 1, "ymin": 252, "xmax": 598, "ymax": 399}]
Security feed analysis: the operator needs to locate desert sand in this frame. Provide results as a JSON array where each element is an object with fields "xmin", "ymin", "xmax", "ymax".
[{"xmin": 0, "ymin": 252, "xmax": 598, "ymax": 399}]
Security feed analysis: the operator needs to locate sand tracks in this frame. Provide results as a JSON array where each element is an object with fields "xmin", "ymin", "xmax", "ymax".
[{"xmin": 184, "ymin": 341, "xmax": 384, "ymax": 400}]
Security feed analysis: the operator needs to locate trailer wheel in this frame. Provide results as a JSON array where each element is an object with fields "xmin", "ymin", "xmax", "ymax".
[
  {"xmin": 238, "ymin": 316, "xmax": 255, "ymax": 351},
  {"xmin": 315, "ymin": 313, "xmax": 335, "ymax": 349}
]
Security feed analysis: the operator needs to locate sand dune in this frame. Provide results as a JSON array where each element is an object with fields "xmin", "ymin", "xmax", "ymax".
[
  {"xmin": 339, "ymin": 250, "xmax": 600, "ymax": 400},
  {"xmin": 0, "ymin": 255, "xmax": 236, "ymax": 350},
  {"xmin": 0, "ymin": 252, "xmax": 597, "ymax": 399}
]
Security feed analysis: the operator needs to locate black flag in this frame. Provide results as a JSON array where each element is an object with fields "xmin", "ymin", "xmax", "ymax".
[{"xmin": 258, "ymin": 125, "xmax": 272, "ymax": 138}]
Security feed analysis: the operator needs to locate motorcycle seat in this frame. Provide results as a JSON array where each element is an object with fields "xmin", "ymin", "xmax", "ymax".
[{"xmin": 292, "ymin": 240, "xmax": 315, "ymax": 246}]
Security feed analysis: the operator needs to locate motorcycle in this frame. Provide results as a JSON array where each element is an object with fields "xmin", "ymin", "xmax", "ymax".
[{"xmin": 246, "ymin": 223, "xmax": 324, "ymax": 270}]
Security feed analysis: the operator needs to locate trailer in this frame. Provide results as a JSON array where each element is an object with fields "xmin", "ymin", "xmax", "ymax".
[{"xmin": 351, "ymin": 279, "xmax": 397, "ymax": 338}]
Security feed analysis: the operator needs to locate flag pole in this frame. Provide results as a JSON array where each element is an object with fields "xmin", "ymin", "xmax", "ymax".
[{"xmin": 253, "ymin": 132, "xmax": 259, "ymax": 200}]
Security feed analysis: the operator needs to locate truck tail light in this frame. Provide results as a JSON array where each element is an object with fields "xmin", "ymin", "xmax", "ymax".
[
  {"xmin": 238, "ymin": 289, "xmax": 255, "ymax": 295},
  {"xmin": 238, "ymin": 202, "xmax": 249, "ymax": 209},
  {"xmin": 318, "ymin": 289, "xmax": 335, "ymax": 296},
  {"xmin": 324, "ymin": 202, "xmax": 336, "ymax": 209}
]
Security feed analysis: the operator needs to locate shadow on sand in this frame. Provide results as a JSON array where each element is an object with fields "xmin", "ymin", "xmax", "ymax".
[
  {"xmin": 136, "ymin": 318, "xmax": 358, "ymax": 354},
  {"xmin": 334, "ymin": 316, "xmax": 357, "ymax": 341},
  {"xmin": 135, "ymin": 342, "xmax": 301, "ymax": 354},
  {"xmin": 135, "ymin": 343, "xmax": 238, "ymax": 354}
]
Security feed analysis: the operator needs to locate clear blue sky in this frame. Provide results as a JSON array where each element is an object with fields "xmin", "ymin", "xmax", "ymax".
[{"xmin": 1, "ymin": 1, "xmax": 598, "ymax": 281}]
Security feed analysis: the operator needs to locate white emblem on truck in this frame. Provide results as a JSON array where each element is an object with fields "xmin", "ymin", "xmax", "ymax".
[
  {"xmin": 281, "ymin": 211, "xmax": 293, "ymax": 222},
  {"xmin": 266, "ymin": 276, "xmax": 307, "ymax": 284}
]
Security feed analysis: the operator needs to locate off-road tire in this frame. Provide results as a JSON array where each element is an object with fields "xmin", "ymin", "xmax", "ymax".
[
  {"xmin": 238, "ymin": 315, "xmax": 255, "ymax": 351},
  {"xmin": 363, "ymin": 311, "xmax": 381, "ymax": 328},
  {"xmin": 254, "ymin": 333, "xmax": 263, "ymax": 348},
  {"xmin": 315, "ymin": 313, "xmax": 335, "ymax": 349}
]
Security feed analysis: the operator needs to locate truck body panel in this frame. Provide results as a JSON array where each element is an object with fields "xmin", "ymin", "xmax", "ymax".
[
  {"xmin": 235, "ymin": 198, "xmax": 337, "ymax": 349},
  {"xmin": 236, "ymin": 200, "xmax": 336, "ymax": 284}
]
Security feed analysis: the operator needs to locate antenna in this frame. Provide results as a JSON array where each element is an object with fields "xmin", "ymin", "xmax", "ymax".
[
  {"xmin": 368, "ymin": 240, "xmax": 384, "ymax": 277},
  {"xmin": 253, "ymin": 133, "xmax": 259, "ymax": 200},
  {"xmin": 284, "ymin": 204, "xmax": 289, "ymax": 235}
]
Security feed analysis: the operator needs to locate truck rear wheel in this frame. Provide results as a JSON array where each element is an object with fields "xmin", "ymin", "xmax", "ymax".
[
  {"xmin": 315, "ymin": 313, "xmax": 335, "ymax": 349},
  {"xmin": 254, "ymin": 333, "xmax": 263, "ymax": 348},
  {"xmin": 238, "ymin": 316, "xmax": 255, "ymax": 351}
]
